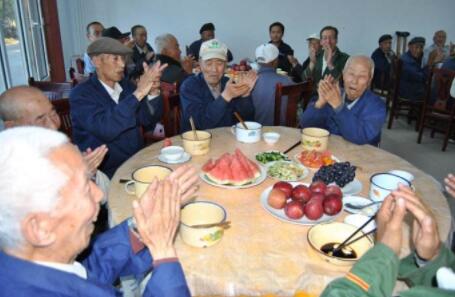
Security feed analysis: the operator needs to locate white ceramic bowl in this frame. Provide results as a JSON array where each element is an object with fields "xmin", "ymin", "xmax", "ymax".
[
  {"xmin": 369, "ymin": 172, "xmax": 412, "ymax": 202},
  {"xmin": 160, "ymin": 145, "xmax": 184, "ymax": 161},
  {"xmin": 388, "ymin": 170, "xmax": 414, "ymax": 183},
  {"xmin": 231, "ymin": 121, "xmax": 262, "ymax": 143},
  {"xmin": 263, "ymin": 132, "xmax": 280, "ymax": 144}
]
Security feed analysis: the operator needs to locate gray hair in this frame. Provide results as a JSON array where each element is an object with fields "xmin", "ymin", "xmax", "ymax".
[
  {"xmin": 0, "ymin": 127, "xmax": 69, "ymax": 249},
  {"xmin": 343, "ymin": 55, "xmax": 375, "ymax": 78},
  {"xmin": 154, "ymin": 33, "xmax": 176, "ymax": 54}
]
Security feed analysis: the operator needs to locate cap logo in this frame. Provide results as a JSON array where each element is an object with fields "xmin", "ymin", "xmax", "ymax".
[{"xmin": 208, "ymin": 41, "xmax": 221, "ymax": 49}]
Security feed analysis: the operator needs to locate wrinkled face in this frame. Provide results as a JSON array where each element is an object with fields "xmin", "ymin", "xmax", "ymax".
[
  {"xmin": 13, "ymin": 93, "xmax": 61, "ymax": 130},
  {"xmin": 343, "ymin": 58, "xmax": 372, "ymax": 100},
  {"xmin": 200, "ymin": 58, "xmax": 226, "ymax": 86},
  {"xmin": 409, "ymin": 43, "xmax": 424, "ymax": 59},
  {"xmin": 269, "ymin": 25, "xmax": 284, "ymax": 43},
  {"xmin": 94, "ymin": 54, "xmax": 126, "ymax": 84},
  {"xmin": 87, "ymin": 24, "xmax": 104, "ymax": 42},
  {"xmin": 380, "ymin": 39, "xmax": 392, "ymax": 53},
  {"xmin": 163, "ymin": 37, "xmax": 182, "ymax": 61},
  {"xmin": 48, "ymin": 144, "xmax": 103, "ymax": 258},
  {"xmin": 433, "ymin": 31, "xmax": 446, "ymax": 47},
  {"xmin": 308, "ymin": 39, "xmax": 321, "ymax": 52},
  {"xmin": 201, "ymin": 30, "xmax": 215, "ymax": 41},
  {"xmin": 320, "ymin": 29, "xmax": 337, "ymax": 51},
  {"xmin": 134, "ymin": 27, "xmax": 147, "ymax": 48}
]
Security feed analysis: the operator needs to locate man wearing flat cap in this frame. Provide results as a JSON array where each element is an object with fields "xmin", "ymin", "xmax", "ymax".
[
  {"xmin": 399, "ymin": 36, "xmax": 430, "ymax": 101},
  {"xmin": 371, "ymin": 34, "xmax": 396, "ymax": 90},
  {"xmin": 70, "ymin": 37, "xmax": 167, "ymax": 178},
  {"xmin": 188, "ymin": 22, "xmax": 233, "ymax": 62},
  {"xmin": 180, "ymin": 39, "xmax": 256, "ymax": 131}
]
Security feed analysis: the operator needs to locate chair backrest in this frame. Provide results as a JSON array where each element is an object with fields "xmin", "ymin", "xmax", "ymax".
[
  {"xmin": 76, "ymin": 58, "xmax": 85, "ymax": 74},
  {"xmin": 274, "ymin": 81, "xmax": 313, "ymax": 127},
  {"xmin": 50, "ymin": 98, "xmax": 72, "ymax": 140},
  {"xmin": 28, "ymin": 77, "xmax": 74, "ymax": 100},
  {"xmin": 390, "ymin": 59, "xmax": 403, "ymax": 103},
  {"xmin": 160, "ymin": 82, "xmax": 181, "ymax": 137},
  {"xmin": 423, "ymin": 67, "xmax": 455, "ymax": 113}
]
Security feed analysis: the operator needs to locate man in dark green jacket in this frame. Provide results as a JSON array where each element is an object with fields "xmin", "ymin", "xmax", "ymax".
[
  {"xmin": 302, "ymin": 26, "xmax": 349, "ymax": 91},
  {"xmin": 322, "ymin": 185, "xmax": 454, "ymax": 297}
]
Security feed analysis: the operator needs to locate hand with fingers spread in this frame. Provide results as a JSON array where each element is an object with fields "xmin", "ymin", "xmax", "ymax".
[
  {"xmin": 376, "ymin": 194, "xmax": 408, "ymax": 255},
  {"xmin": 132, "ymin": 179, "xmax": 181, "ymax": 260},
  {"xmin": 134, "ymin": 61, "xmax": 168, "ymax": 100},
  {"xmin": 391, "ymin": 184, "xmax": 441, "ymax": 260},
  {"xmin": 445, "ymin": 173, "xmax": 455, "ymax": 198},
  {"xmin": 167, "ymin": 164, "xmax": 200, "ymax": 204},
  {"xmin": 82, "ymin": 144, "xmax": 108, "ymax": 177}
]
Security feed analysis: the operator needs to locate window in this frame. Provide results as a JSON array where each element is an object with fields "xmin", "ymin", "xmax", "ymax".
[{"xmin": 0, "ymin": 0, "xmax": 48, "ymax": 92}]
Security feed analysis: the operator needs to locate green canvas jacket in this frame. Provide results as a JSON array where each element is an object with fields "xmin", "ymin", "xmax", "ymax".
[
  {"xmin": 302, "ymin": 47, "xmax": 349, "ymax": 87},
  {"xmin": 321, "ymin": 243, "xmax": 455, "ymax": 297}
]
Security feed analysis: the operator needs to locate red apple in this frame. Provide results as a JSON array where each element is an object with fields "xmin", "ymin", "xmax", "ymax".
[
  {"xmin": 304, "ymin": 200, "xmax": 324, "ymax": 220},
  {"xmin": 324, "ymin": 185, "xmax": 343, "ymax": 199},
  {"xmin": 284, "ymin": 201, "xmax": 305, "ymax": 219},
  {"xmin": 310, "ymin": 181, "xmax": 327, "ymax": 194},
  {"xmin": 268, "ymin": 188, "xmax": 287, "ymax": 209},
  {"xmin": 310, "ymin": 193, "xmax": 325, "ymax": 203},
  {"xmin": 291, "ymin": 184, "xmax": 312, "ymax": 203},
  {"xmin": 273, "ymin": 181, "xmax": 293, "ymax": 198},
  {"xmin": 323, "ymin": 194, "xmax": 343, "ymax": 215}
]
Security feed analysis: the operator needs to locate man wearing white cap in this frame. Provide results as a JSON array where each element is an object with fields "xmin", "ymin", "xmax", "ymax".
[
  {"xmin": 180, "ymin": 39, "xmax": 257, "ymax": 131},
  {"xmin": 252, "ymin": 43, "xmax": 293, "ymax": 126},
  {"xmin": 289, "ymin": 33, "xmax": 321, "ymax": 82}
]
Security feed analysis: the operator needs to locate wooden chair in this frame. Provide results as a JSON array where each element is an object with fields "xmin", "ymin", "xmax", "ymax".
[
  {"xmin": 387, "ymin": 59, "xmax": 425, "ymax": 130},
  {"xmin": 161, "ymin": 82, "xmax": 181, "ymax": 137},
  {"xmin": 76, "ymin": 58, "xmax": 85, "ymax": 75},
  {"xmin": 417, "ymin": 68, "xmax": 455, "ymax": 151},
  {"xmin": 274, "ymin": 81, "xmax": 313, "ymax": 127},
  {"xmin": 50, "ymin": 98, "xmax": 73, "ymax": 140},
  {"xmin": 28, "ymin": 77, "xmax": 75, "ymax": 100}
]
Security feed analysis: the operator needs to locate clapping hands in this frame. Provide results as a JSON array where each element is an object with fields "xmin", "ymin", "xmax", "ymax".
[
  {"xmin": 134, "ymin": 61, "xmax": 168, "ymax": 100},
  {"xmin": 316, "ymin": 75, "xmax": 342, "ymax": 109}
]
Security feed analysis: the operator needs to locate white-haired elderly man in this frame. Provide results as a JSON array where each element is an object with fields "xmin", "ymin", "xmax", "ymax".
[
  {"xmin": 154, "ymin": 33, "xmax": 193, "ymax": 85},
  {"xmin": 299, "ymin": 55, "xmax": 386, "ymax": 146},
  {"xmin": 0, "ymin": 127, "xmax": 198, "ymax": 297}
]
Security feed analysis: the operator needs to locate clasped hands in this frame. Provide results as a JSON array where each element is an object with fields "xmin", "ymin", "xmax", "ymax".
[
  {"xmin": 315, "ymin": 74, "xmax": 343, "ymax": 109},
  {"xmin": 222, "ymin": 70, "xmax": 258, "ymax": 102},
  {"xmin": 376, "ymin": 184, "xmax": 441, "ymax": 261}
]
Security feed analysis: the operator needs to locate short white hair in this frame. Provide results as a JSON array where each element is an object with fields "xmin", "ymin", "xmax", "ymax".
[
  {"xmin": 343, "ymin": 55, "xmax": 375, "ymax": 78},
  {"xmin": 0, "ymin": 127, "xmax": 69, "ymax": 249},
  {"xmin": 155, "ymin": 33, "xmax": 176, "ymax": 54}
]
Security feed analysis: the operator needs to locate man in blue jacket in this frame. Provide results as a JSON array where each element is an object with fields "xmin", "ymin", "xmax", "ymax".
[
  {"xmin": 299, "ymin": 55, "xmax": 386, "ymax": 146},
  {"xmin": 70, "ymin": 37, "xmax": 167, "ymax": 178},
  {"xmin": 180, "ymin": 39, "xmax": 257, "ymax": 132},
  {"xmin": 0, "ymin": 127, "xmax": 199, "ymax": 297},
  {"xmin": 371, "ymin": 34, "xmax": 396, "ymax": 90}
]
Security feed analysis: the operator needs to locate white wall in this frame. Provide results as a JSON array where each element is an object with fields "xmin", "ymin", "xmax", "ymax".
[{"xmin": 57, "ymin": 0, "xmax": 455, "ymax": 76}]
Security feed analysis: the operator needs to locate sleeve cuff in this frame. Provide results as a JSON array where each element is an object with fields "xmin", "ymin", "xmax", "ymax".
[{"xmin": 153, "ymin": 257, "xmax": 179, "ymax": 267}]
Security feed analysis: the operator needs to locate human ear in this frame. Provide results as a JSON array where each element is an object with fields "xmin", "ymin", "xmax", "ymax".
[{"xmin": 21, "ymin": 213, "xmax": 57, "ymax": 247}]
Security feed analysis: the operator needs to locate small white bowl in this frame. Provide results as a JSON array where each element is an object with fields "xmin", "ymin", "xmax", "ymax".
[
  {"xmin": 263, "ymin": 132, "xmax": 280, "ymax": 144},
  {"xmin": 160, "ymin": 145, "xmax": 184, "ymax": 161},
  {"xmin": 344, "ymin": 214, "xmax": 376, "ymax": 233}
]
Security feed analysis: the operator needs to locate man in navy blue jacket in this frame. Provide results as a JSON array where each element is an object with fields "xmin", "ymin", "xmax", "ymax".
[
  {"xmin": 300, "ymin": 56, "xmax": 386, "ymax": 146},
  {"xmin": 371, "ymin": 34, "xmax": 396, "ymax": 90},
  {"xmin": 0, "ymin": 127, "xmax": 199, "ymax": 297},
  {"xmin": 180, "ymin": 39, "xmax": 256, "ymax": 132},
  {"xmin": 70, "ymin": 37, "xmax": 167, "ymax": 178}
]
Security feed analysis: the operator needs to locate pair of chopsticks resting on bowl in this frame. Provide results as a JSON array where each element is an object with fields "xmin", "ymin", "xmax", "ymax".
[{"xmin": 332, "ymin": 215, "xmax": 377, "ymax": 255}]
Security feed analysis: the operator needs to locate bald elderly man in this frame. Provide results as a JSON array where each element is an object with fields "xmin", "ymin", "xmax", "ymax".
[
  {"xmin": 0, "ymin": 127, "xmax": 198, "ymax": 297},
  {"xmin": 299, "ymin": 56, "xmax": 386, "ymax": 146},
  {"xmin": 0, "ymin": 86, "xmax": 109, "ymax": 197}
]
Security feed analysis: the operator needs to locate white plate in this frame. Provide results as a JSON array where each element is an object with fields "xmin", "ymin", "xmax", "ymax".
[
  {"xmin": 158, "ymin": 152, "xmax": 191, "ymax": 164},
  {"xmin": 266, "ymin": 161, "xmax": 309, "ymax": 182},
  {"xmin": 260, "ymin": 182, "xmax": 342, "ymax": 226},
  {"xmin": 339, "ymin": 178, "xmax": 362, "ymax": 196},
  {"xmin": 200, "ymin": 165, "xmax": 267, "ymax": 189},
  {"xmin": 343, "ymin": 195, "xmax": 379, "ymax": 216},
  {"xmin": 293, "ymin": 153, "xmax": 340, "ymax": 170}
]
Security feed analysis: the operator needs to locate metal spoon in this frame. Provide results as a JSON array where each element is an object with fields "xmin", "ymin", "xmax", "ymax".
[{"xmin": 345, "ymin": 201, "xmax": 381, "ymax": 210}]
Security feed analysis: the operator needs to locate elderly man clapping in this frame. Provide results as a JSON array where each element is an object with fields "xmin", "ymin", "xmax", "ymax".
[
  {"xmin": 0, "ymin": 127, "xmax": 198, "ymax": 297},
  {"xmin": 299, "ymin": 55, "xmax": 386, "ymax": 146}
]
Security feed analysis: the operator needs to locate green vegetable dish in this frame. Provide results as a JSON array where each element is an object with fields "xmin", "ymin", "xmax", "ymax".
[
  {"xmin": 267, "ymin": 161, "xmax": 305, "ymax": 181},
  {"xmin": 255, "ymin": 151, "xmax": 289, "ymax": 164}
]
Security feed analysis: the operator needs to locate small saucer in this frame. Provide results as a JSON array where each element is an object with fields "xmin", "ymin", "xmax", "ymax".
[{"xmin": 158, "ymin": 152, "xmax": 191, "ymax": 164}]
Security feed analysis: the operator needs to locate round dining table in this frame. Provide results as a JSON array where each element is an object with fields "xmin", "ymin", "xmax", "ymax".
[{"xmin": 109, "ymin": 126, "xmax": 451, "ymax": 297}]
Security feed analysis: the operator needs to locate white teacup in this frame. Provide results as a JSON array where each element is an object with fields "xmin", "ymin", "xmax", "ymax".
[
  {"xmin": 369, "ymin": 172, "xmax": 412, "ymax": 202},
  {"xmin": 231, "ymin": 121, "xmax": 262, "ymax": 143},
  {"xmin": 125, "ymin": 165, "xmax": 172, "ymax": 198},
  {"xmin": 388, "ymin": 170, "xmax": 414, "ymax": 183}
]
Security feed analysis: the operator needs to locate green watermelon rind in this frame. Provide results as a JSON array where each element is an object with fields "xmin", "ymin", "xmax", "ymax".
[{"xmin": 204, "ymin": 173, "xmax": 256, "ymax": 186}]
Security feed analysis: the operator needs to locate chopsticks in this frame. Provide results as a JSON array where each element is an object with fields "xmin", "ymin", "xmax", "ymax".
[
  {"xmin": 332, "ymin": 215, "xmax": 376, "ymax": 254},
  {"xmin": 189, "ymin": 116, "xmax": 199, "ymax": 140},
  {"xmin": 234, "ymin": 112, "xmax": 248, "ymax": 129},
  {"xmin": 283, "ymin": 140, "xmax": 301, "ymax": 154}
]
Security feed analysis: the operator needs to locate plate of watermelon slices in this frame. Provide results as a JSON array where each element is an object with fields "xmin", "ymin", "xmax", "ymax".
[{"xmin": 200, "ymin": 149, "xmax": 268, "ymax": 189}]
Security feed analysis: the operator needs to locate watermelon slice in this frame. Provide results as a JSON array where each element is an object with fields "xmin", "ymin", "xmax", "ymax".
[
  {"xmin": 202, "ymin": 159, "xmax": 216, "ymax": 172},
  {"xmin": 229, "ymin": 157, "xmax": 253, "ymax": 186},
  {"xmin": 235, "ymin": 149, "xmax": 260, "ymax": 178}
]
